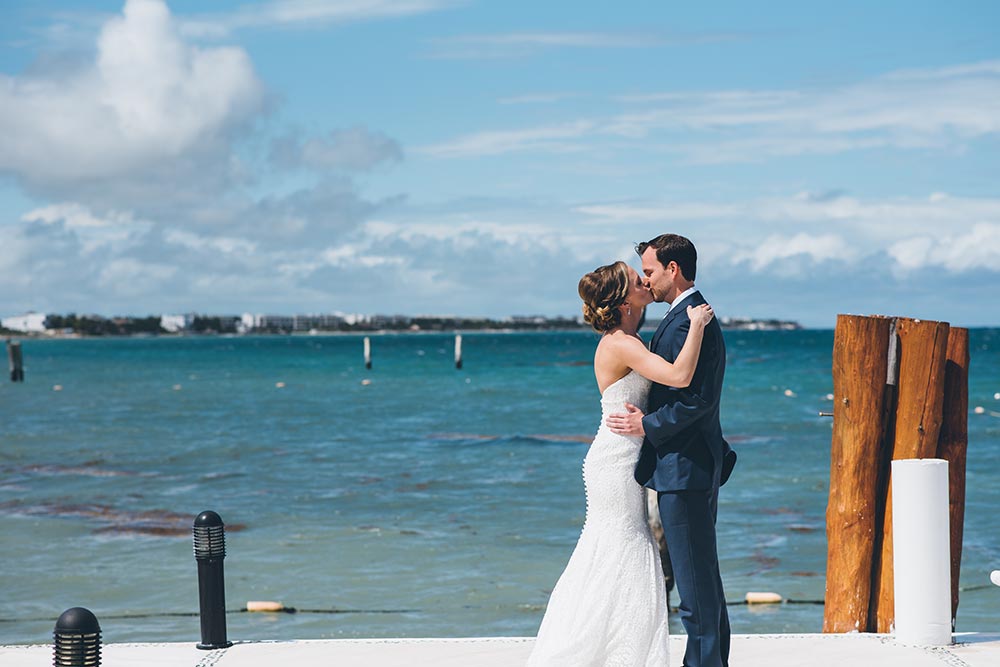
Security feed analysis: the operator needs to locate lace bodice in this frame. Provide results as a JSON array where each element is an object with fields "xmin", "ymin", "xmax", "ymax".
[{"xmin": 596, "ymin": 370, "xmax": 651, "ymax": 449}]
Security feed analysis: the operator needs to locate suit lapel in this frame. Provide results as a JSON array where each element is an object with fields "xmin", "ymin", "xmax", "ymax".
[
  {"xmin": 650, "ymin": 311, "xmax": 671, "ymax": 351},
  {"xmin": 667, "ymin": 291, "xmax": 702, "ymax": 324},
  {"xmin": 651, "ymin": 291, "xmax": 702, "ymax": 352}
]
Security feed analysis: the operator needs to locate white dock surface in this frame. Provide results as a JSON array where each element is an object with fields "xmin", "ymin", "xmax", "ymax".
[{"xmin": 3, "ymin": 633, "xmax": 999, "ymax": 666}]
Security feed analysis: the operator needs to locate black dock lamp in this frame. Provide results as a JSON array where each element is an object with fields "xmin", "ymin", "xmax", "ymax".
[
  {"xmin": 53, "ymin": 606, "xmax": 101, "ymax": 666},
  {"xmin": 193, "ymin": 510, "xmax": 233, "ymax": 650}
]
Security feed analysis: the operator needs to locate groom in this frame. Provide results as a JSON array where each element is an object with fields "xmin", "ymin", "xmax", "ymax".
[{"xmin": 607, "ymin": 233, "xmax": 736, "ymax": 667}]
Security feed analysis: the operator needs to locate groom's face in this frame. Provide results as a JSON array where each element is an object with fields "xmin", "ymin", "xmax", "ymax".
[{"xmin": 640, "ymin": 246, "xmax": 675, "ymax": 303}]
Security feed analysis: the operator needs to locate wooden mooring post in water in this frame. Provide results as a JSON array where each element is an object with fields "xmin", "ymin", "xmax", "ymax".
[
  {"xmin": 823, "ymin": 314, "xmax": 969, "ymax": 635},
  {"xmin": 7, "ymin": 339, "xmax": 24, "ymax": 382}
]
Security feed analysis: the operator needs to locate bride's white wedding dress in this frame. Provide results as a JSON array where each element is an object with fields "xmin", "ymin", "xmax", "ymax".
[{"xmin": 527, "ymin": 370, "xmax": 670, "ymax": 666}]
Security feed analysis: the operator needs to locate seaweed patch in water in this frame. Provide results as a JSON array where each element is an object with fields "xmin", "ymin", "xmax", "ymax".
[{"xmin": 0, "ymin": 500, "xmax": 246, "ymax": 537}]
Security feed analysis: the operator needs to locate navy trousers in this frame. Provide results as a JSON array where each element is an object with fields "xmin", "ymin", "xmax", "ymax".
[{"xmin": 658, "ymin": 487, "xmax": 730, "ymax": 667}]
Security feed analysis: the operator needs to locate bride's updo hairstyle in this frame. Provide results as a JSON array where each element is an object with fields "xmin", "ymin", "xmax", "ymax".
[{"xmin": 578, "ymin": 261, "xmax": 630, "ymax": 333}]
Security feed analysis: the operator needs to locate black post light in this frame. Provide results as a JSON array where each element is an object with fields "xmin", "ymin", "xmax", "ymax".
[
  {"xmin": 53, "ymin": 607, "xmax": 101, "ymax": 666},
  {"xmin": 193, "ymin": 510, "xmax": 233, "ymax": 650}
]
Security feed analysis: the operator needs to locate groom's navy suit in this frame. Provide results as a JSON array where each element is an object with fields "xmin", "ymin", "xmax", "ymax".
[{"xmin": 635, "ymin": 290, "xmax": 736, "ymax": 667}]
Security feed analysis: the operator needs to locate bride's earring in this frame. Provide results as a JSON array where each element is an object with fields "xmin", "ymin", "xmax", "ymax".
[{"xmin": 627, "ymin": 305, "xmax": 632, "ymax": 317}]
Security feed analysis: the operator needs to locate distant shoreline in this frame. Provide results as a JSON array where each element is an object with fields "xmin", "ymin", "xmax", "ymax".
[
  {"xmin": 3, "ymin": 312, "xmax": 806, "ymax": 338},
  {"xmin": 4, "ymin": 323, "xmax": 817, "ymax": 340}
]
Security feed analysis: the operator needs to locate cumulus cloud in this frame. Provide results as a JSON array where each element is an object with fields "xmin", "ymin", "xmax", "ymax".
[
  {"xmin": 733, "ymin": 233, "xmax": 855, "ymax": 272},
  {"xmin": 0, "ymin": 0, "xmax": 265, "ymax": 196},
  {"xmin": 0, "ymin": 0, "xmax": 410, "ymax": 316},
  {"xmin": 888, "ymin": 223, "xmax": 1000, "ymax": 274}
]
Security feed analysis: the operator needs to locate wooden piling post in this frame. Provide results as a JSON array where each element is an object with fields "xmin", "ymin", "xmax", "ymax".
[
  {"xmin": 937, "ymin": 327, "xmax": 969, "ymax": 627},
  {"xmin": 455, "ymin": 334, "xmax": 463, "ymax": 370},
  {"xmin": 874, "ymin": 317, "xmax": 950, "ymax": 633},
  {"xmin": 364, "ymin": 337, "xmax": 372, "ymax": 370},
  {"xmin": 823, "ymin": 315, "xmax": 891, "ymax": 633},
  {"xmin": 7, "ymin": 339, "xmax": 24, "ymax": 382}
]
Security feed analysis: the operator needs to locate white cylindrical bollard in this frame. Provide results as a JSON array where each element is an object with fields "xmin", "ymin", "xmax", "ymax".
[{"xmin": 891, "ymin": 458, "xmax": 952, "ymax": 645}]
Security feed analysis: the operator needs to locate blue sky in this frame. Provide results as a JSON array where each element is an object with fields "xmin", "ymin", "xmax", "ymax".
[{"xmin": 1, "ymin": 0, "xmax": 998, "ymax": 327}]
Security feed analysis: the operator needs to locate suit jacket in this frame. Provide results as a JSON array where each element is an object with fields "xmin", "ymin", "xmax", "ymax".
[{"xmin": 634, "ymin": 290, "xmax": 737, "ymax": 492}]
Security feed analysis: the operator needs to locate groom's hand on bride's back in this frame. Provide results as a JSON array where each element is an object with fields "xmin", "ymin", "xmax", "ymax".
[{"xmin": 606, "ymin": 403, "xmax": 646, "ymax": 437}]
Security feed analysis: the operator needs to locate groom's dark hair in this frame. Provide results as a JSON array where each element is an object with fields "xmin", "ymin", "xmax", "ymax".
[{"xmin": 636, "ymin": 234, "xmax": 697, "ymax": 281}]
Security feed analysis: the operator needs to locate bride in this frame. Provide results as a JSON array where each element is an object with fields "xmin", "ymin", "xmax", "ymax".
[{"xmin": 527, "ymin": 260, "xmax": 714, "ymax": 666}]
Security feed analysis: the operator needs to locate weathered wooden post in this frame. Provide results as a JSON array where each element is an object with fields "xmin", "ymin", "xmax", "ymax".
[
  {"xmin": 824, "ymin": 314, "xmax": 968, "ymax": 637},
  {"xmin": 937, "ymin": 327, "xmax": 969, "ymax": 627},
  {"xmin": 7, "ymin": 339, "xmax": 24, "ymax": 382},
  {"xmin": 364, "ymin": 336, "xmax": 372, "ymax": 370},
  {"xmin": 455, "ymin": 334, "xmax": 463, "ymax": 370},
  {"xmin": 823, "ymin": 315, "xmax": 891, "ymax": 633},
  {"xmin": 875, "ymin": 317, "xmax": 949, "ymax": 633}
]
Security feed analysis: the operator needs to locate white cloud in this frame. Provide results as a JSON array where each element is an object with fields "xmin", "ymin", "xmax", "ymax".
[
  {"xmin": 577, "ymin": 192, "xmax": 1000, "ymax": 275},
  {"xmin": 733, "ymin": 233, "xmax": 855, "ymax": 272},
  {"xmin": 21, "ymin": 203, "xmax": 152, "ymax": 254},
  {"xmin": 0, "ymin": 0, "xmax": 264, "ymax": 190},
  {"xmin": 180, "ymin": 0, "xmax": 458, "ymax": 39},
  {"xmin": 321, "ymin": 243, "xmax": 404, "ymax": 268},
  {"xmin": 418, "ymin": 120, "xmax": 595, "ymax": 157},
  {"xmin": 425, "ymin": 59, "xmax": 1000, "ymax": 160},
  {"xmin": 163, "ymin": 229, "xmax": 258, "ymax": 256},
  {"xmin": 888, "ymin": 237, "xmax": 935, "ymax": 272},
  {"xmin": 888, "ymin": 223, "xmax": 1000, "ymax": 273}
]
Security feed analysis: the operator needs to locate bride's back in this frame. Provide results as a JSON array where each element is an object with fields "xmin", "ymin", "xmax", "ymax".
[{"xmin": 593, "ymin": 329, "xmax": 644, "ymax": 393}]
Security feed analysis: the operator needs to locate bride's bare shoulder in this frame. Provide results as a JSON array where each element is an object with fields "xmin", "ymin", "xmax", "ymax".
[
  {"xmin": 600, "ymin": 330, "xmax": 644, "ymax": 354},
  {"xmin": 595, "ymin": 330, "xmax": 625, "ymax": 355}
]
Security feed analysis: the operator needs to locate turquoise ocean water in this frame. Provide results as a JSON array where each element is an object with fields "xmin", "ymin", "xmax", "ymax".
[{"xmin": 1, "ymin": 330, "xmax": 998, "ymax": 645}]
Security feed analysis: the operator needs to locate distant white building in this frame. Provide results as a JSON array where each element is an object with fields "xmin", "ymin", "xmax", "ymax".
[
  {"xmin": 239, "ymin": 312, "xmax": 347, "ymax": 332},
  {"xmin": 160, "ymin": 314, "xmax": 195, "ymax": 333},
  {"xmin": 2, "ymin": 312, "xmax": 48, "ymax": 333},
  {"xmin": 239, "ymin": 313, "xmax": 259, "ymax": 333},
  {"xmin": 239, "ymin": 313, "xmax": 295, "ymax": 332}
]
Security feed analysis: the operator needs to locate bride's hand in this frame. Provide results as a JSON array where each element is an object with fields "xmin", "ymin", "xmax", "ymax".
[{"xmin": 687, "ymin": 304, "xmax": 714, "ymax": 328}]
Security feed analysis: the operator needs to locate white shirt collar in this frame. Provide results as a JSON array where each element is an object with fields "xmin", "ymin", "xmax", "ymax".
[{"xmin": 666, "ymin": 286, "xmax": 698, "ymax": 314}]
